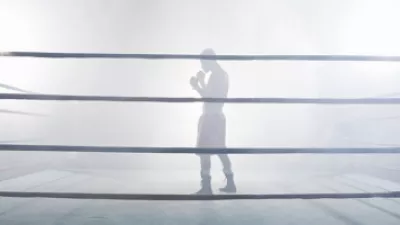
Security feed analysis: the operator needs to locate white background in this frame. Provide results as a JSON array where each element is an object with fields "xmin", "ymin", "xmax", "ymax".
[{"xmin": 1, "ymin": 0, "xmax": 400, "ymax": 170}]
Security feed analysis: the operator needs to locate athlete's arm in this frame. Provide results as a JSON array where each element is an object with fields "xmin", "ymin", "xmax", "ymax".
[
  {"xmin": 193, "ymin": 86, "xmax": 208, "ymax": 97},
  {"xmin": 196, "ymin": 71, "xmax": 207, "ymax": 89},
  {"xmin": 191, "ymin": 71, "xmax": 208, "ymax": 97}
]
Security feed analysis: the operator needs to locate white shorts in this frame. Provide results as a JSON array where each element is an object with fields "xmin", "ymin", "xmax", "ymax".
[{"xmin": 197, "ymin": 113, "xmax": 226, "ymax": 150}]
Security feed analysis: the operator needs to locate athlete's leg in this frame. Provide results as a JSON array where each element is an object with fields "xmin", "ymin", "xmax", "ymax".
[
  {"xmin": 215, "ymin": 114, "xmax": 236, "ymax": 193},
  {"xmin": 218, "ymin": 154, "xmax": 233, "ymax": 175},
  {"xmin": 195, "ymin": 115, "xmax": 213, "ymax": 195}
]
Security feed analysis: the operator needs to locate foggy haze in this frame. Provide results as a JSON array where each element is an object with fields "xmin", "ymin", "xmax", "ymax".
[{"xmin": 1, "ymin": 0, "xmax": 400, "ymax": 171}]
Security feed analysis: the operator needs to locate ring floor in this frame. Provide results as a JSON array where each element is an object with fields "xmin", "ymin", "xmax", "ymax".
[{"xmin": 1, "ymin": 165, "xmax": 400, "ymax": 225}]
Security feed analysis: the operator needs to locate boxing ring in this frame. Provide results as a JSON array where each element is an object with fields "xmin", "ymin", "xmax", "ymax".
[{"xmin": 1, "ymin": 51, "xmax": 400, "ymax": 202}]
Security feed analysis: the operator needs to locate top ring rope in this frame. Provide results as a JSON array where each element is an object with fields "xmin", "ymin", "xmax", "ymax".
[{"xmin": 2, "ymin": 51, "xmax": 400, "ymax": 61}]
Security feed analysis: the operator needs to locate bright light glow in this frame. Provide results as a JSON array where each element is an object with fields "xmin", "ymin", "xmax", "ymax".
[{"xmin": 339, "ymin": 1, "xmax": 400, "ymax": 56}]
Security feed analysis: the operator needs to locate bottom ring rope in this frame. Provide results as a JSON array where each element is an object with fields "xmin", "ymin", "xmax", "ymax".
[
  {"xmin": 0, "ymin": 191, "xmax": 399, "ymax": 200},
  {"xmin": 1, "ymin": 144, "xmax": 400, "ymax": 154}
]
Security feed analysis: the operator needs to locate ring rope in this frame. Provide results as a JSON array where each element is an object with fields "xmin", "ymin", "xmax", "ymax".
[
  {"xmin": 0, "ymin": 109, "xmax": 47, "ymax": 117},
  {"xmin": 2, "ymin": 93, "xmax": 400, "ymax": 104},
  {"xmin": 0, "ymin": 82, "xmax": 36, "ymax": 94},
  {"xmin": 2, "ymin": 51, "xmax": 400, "ymax": 61},
  {"xmin": 0, "ymin": 139, "xmax": 43, "ymax": 144},
  {"xmin": 0, "ymin": 191, "xmax": 399, "ymax": 200},
  {"xmin": 1, "ymin": 144, "xmax": 400, "ymax": 154}
]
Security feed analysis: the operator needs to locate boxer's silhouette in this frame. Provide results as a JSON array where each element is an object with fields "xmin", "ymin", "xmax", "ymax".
[{"xmin": 190, "ymin": 48, "xmax": 236, "ymax": 195}]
